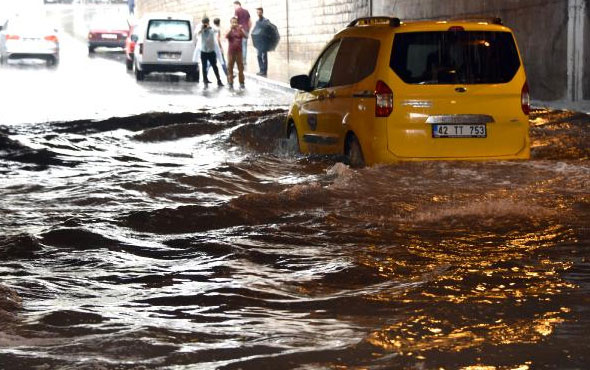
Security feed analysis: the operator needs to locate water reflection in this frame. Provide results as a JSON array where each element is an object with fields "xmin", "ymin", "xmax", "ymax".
[{"xmin": 0, "ymin": 108, "xmax": 588, "ymax": 368}]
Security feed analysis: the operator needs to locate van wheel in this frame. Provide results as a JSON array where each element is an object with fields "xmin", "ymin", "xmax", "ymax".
[
  {"xmin": 186, "ymin": 67, "xmax": 199, "ymax": 82},
  {"xmin": 126, "ymin": 57, "xmax": 133, "ymax": 71},
  {"xmin": 46, "ymin": 56, "xmax": 58, "ymax": 67},
  {"xmin": 286, "ymin": 122, "xmax": 299, "ymax": 153},
  {"xmin": 135, "ymin": 62, "xmax": 144, "ymax": 81},
  {"xmin": 345, "ymin": 134, "xmax": 365, "ymax": 168}
]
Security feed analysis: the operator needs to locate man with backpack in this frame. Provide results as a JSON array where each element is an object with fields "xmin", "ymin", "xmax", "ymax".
[{"xmin": 251, "ymin": 7, "xmax": 280, "ymax": 77}]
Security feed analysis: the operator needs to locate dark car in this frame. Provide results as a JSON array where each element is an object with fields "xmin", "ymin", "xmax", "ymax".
[{"xmin": 87, "ymin": 18, "xmax": 129, "ymax": 53}]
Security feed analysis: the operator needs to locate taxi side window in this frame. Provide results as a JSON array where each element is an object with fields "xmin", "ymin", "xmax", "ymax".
[
  {"xmin": 331, "ymin": 37, "xmax": 380, "ymax": 86},
  {"xmin": 310, "ymin": 40, "xmax": 341, "ymax": 89}
]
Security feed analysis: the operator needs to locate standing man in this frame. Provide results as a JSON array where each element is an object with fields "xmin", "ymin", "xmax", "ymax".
[
  {"xmin": 226, "ymin": 16, "xmax": 246, "ymax": 89},
  {"xmin": 128, "ymin": 0, "xmax": 135, "ymax": 15},
  {"xmin": 233, "ymin": 1, "xmax": 251, "ymax": 67},
  {"xmin": 253, "ymin": 7, "xmax": 269, "ymax": 77},
  {"xmin": 199, "ymin": 17, "xmax": 224, "ymax": 87}
]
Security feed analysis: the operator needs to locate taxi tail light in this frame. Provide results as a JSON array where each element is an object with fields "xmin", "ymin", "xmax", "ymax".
[
  {"xmin": 521, "ymin": 81, "xmax": 530, "ymax": 115},
  {"xmin": 6, "ymin": 34, "xmax": 20, "ymax": 40},
  {"xmin": 88, "ymin": 32, "xmax": 94, "ymax": 40},
  {"xmin": 44, "ymin": 35, "xmax": 58, "ymax": 43},
  {"xmin": 375, "ymin": 80, "xmax": 393, "ymax": 117}
]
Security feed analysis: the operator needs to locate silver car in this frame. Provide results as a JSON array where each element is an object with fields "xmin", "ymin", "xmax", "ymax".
[{"xmin": 0, "ymin": 17, "xmax": 60, "ymax": 66}]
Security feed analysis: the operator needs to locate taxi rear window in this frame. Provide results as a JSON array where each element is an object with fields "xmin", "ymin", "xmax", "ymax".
[{"xmin": 390, "ymin": 31, "xmax": 520, "ymax": 84}]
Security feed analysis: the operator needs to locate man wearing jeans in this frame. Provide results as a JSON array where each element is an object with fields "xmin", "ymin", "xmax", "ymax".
[
  {"xmin": 233, "ymin": 1, "xmax": 251, "ymax": 66},
  {"xmin": 199, "ymin": 17, "xmax": 223, "ymax": 86},
  {"xmin": 253, "ymin": 7, "xmax": 268, "ymax": 76}
]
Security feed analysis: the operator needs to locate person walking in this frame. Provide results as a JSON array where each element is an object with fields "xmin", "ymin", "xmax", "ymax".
[
  {"xmin": 128, "ymin": 0, "xmax": 135, "ymax": 15},
  {"xmin": 211, "ymin": 18, "xmax": 228, "ymax": 78},
  {"xmin": 226, "ymin": 16, "xmax": 246, "ymax": 89},
  {"xmin": 233, "ymin": 1, "xmax": 251, "ymax": 66},
  {"xmin": 199, "ymin": 17, "xmax": 224, "ymax": 87}
]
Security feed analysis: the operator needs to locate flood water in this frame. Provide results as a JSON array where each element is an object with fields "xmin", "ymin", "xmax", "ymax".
[{"xmin": 0, "ymin": 108, "xmax": 589, "ymax": 369}]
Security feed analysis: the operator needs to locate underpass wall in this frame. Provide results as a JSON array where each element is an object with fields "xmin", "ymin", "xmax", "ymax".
[
  {"xmin": 374, "ymin": 0, "xmax": 570, "ymax": 102},
  {"xmin": 137, "ymin": 0, "xmax": 589, "ymax": 104},
  {"xmin": 136, "ymin": 0, "xmax": 369, "ymax": 81}
]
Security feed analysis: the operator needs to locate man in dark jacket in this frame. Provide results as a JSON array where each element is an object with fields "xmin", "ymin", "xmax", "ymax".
[{"xmin": 251, "ymin": 7, "xmax": 280, "ymax": 77}]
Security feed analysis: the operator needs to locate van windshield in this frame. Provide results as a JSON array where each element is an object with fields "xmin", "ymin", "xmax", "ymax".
[
  {"xmin": 390, "ymin": 31, "xmax": 520, "ymax": 84},
  {"xmin": 147, "ymin": 20, "xmax": 191, "ymax": 41}
]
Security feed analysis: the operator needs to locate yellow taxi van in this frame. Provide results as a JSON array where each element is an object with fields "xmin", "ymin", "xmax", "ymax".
[{"xmin": 286, "ymin": 16, "xmax": 530, "ymax": 167}]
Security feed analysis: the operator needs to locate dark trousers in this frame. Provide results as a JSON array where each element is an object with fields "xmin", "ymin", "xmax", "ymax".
[
  {"xmin": 256, "ymin": 49, "xmax": 268, "ymax": 75},
  {"xmin": 201, "ymin": 51, "xmax": 221, "ymax": 83}
]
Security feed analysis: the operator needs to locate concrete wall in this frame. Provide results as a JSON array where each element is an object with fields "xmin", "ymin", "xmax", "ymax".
[
  {"xmin": 136, "ymin": 0, "xmax": 370, "ymax": 82},
  {"xmin": 583, "ymin": 0, "xmax": 590, "ymax": 99},
  {"xmin": 374, "ymin": 0, "xmax": 584, "ymax": 102},
  {"xmin": 137, "ymin": 0, "xmax": 589, "ymax": 103}
]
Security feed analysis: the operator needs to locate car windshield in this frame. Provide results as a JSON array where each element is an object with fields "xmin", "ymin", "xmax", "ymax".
[
  {"xmin": 390, "ymin": 31, "xmax": 521, "ymax": 84},
  {"xmin": 147, "ymin": 19, "xmax": 191, "ymax": 41}
]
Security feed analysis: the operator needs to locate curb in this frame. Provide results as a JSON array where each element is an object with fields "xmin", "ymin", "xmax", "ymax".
[{"xmin": 244, "ymin": 72, "xmax": 296, "ymax": 95}]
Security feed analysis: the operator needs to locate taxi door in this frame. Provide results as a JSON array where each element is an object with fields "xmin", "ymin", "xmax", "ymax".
[{"xmin": 297, "ymin": 40, "xmax": 345, "ymax": 154}]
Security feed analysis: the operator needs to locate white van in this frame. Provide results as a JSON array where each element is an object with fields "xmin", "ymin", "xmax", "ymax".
[{"xmin": 133, "ymin": 13, "xmax": 198, "ymax": 82}]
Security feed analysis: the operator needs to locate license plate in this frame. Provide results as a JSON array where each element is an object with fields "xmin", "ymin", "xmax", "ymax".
[
  {"xmin": 101, "ymin": 34, "xmax": 117, "ymax": 39},
  {"xmin": 158, "ymin": 52, "xmax": 181, "ymax": 60},
  {"xmin": 432, "ymin": 124, "xmax": 487, "ymax": 138}
]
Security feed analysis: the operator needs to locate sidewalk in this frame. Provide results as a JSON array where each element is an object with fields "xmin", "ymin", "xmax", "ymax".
[
  {"xmin": 239, "ymin": 46, "xmax": 590, "ymax": 115},
  {"xmin": 242, "ymin": 48, "xmax": 300, "ymax": 94},
  {"xmin": 533, "ymin": 100, "xmax": 590, "ymax": 114}
]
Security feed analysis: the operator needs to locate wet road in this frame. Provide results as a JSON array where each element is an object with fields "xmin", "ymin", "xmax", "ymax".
[
  {"xmin": 0, "ymin": 4, "xmax": 291, "ymax": 125},
  {"xmin": 1, "ymin": 4, "xmax": 590, "ymax": 370}
]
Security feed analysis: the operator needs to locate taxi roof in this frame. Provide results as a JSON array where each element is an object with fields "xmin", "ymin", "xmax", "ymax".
[{"xmin": 337, "ymin": 16, "xmax": 512, "ymax": 38}]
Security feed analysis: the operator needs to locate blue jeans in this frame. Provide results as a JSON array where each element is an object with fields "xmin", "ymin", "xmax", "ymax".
[{"xmin": 257, "ymin": 49, "xmax": 267, "ymax": 75}]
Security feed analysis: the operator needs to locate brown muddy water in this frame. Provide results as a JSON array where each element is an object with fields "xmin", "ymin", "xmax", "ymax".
[{"xmin": 0, "ymin": 108, "xmax": 589, "ymax": 369}]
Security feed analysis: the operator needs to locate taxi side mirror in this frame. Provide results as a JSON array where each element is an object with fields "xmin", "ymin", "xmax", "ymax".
[{"xmin": 290, "ymin": 75, "xmax": 312, "ymax": 92}]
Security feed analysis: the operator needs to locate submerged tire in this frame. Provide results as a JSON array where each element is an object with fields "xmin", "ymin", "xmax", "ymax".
[
  {"xmin": 286, "ymin": 123, "xmax": 300, "ymax": 154},
  {"xmin": 88, "ymin": 46, "xmax": 95, "ymax": 54},
  {"xmin": 345, "ymin": 134, "xmax": 365, "ymax": 168}
]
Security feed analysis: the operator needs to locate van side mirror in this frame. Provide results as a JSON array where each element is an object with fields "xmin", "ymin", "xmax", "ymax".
[
  {"xmin": 290, "ymin": 75, "xmax": 312, "ymax": 91},
  {"xmin": 131, "ymin": 35, "xmax": 138, "ymax": 42}
]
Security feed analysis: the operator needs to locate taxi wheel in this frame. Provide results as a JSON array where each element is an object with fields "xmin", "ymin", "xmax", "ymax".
[
  {"xmin": 286, "ymin": 122, "xmax": 300, "ymax": 153},
  {"xmin": 88, "ymin": 46, "xmax": 95, "ymax": 54},
  {"xmin": 345, "ymin": 134, "xmax": 365, "ymax": 168}
]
